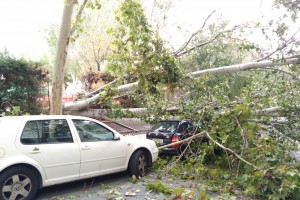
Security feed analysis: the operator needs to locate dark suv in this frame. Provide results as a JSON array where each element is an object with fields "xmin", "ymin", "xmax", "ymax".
[{"xmin": 146, "ymin": 120, "xmax": 197, "ymax": 155}]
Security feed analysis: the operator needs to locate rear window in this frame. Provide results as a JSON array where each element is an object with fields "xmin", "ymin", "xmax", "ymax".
[
  {"xmin": 150, "ymin": 121, "xmax": 179, "ymax": 133},
  {"xmin": 21, "ymin": 119, "xmax": 73, "ymax": 144}
]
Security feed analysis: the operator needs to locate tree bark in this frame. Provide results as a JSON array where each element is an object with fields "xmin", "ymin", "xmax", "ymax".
[{"xmin": 50, "ymin": 0, "xmax": 75, "ymax": 114}]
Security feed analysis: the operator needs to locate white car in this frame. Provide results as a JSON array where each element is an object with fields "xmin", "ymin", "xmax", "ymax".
[{"xmin": 0, "ymin": 115, "xmax": 159, "ymax": 200}]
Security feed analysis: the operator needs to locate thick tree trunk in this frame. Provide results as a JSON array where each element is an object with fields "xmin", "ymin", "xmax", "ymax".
[
  {"xmin": 64, "ymin": 107, "xmax": 179, "ymax": 117},
  {"xmin": 63, "ymin": 56, "xmax": 299, "ymax": 112},
  {"xmin": 64, "ymin": 108, "xmax": 147, "ymax": 117},
  {"xmin": 64, "ymin": 82, "xmax": 138, "ymax": 111},
  {"xmin": 50, "ymin": 0, "xmax": 74, "ymax": 114}
]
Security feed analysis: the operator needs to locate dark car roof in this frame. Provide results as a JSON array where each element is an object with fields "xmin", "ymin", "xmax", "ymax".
[
  {"xmin": 159, "ymin": 120, "xmax": 190, "ymax": 123},
  {"xmin": 160, "ymin": 120, "xmax": 181, "ymax": 122}
]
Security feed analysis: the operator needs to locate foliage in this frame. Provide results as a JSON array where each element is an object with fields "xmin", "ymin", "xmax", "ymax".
[
  {"xmin": 274, "ymin": 0, "xmax": 300, "ymax": 22},
  {"xmin": 0, "ymin": 51, "xmax": 49, "ymax": 115},
  {"xmin": 122, "ymin": 18, "xmax": 300, "ymax": 197},
  {"xmin": 73, "ymin": 0, "xmax": 119, "ymax": 73},
  {"xmin": 48, "ymin": 0, "xmax": 299, "ymax": 198},
  {"xmin": 82, "ymin": 71, "xmax": 114, "ymax": 91},
  {"xmin": 146, "ymin": 180, "xmax": 172, "ymax": 195},
  {"xmin": 107, "ymin": 0, "xmax": 182, "ymax": 94},
  {"xmin": 148, "ymin": 65, "xmax": 300, "ymax": 199},
  {"xmin": 178, "ymin": 21, "xmax": 259, "ymax": 72}
]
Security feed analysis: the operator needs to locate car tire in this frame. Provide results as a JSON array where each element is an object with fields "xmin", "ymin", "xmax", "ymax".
[
  {"xmin": 129, "ymin": 150, "xmax": 148, "ymax": 178},
  {"xmin": 0, "ymin": 167, "xmax": 39, "ymax": 200}
]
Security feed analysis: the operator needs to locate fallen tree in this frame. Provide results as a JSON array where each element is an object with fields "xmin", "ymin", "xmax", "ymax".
[
  {"xmin": 64, "ymin": 56, "xmax": 299, "ymax": 113},
  {"xmin": 158, "ymin": 131, "xmax": 261, "ymax": 171}
]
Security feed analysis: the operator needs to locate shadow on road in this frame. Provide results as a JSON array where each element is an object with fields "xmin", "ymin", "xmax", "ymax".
[{"xmin": 37, "ymin": 172, "xmax": 130, "ymax": 200}]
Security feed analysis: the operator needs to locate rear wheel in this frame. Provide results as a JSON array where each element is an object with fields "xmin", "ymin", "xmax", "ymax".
[
  {"xmin": 129, "ymin": 150, "xmax": 148, "ymax": 178},
  {"xmin": 0, "ymin": 167, "xmax": 39, "ymax": 200}
]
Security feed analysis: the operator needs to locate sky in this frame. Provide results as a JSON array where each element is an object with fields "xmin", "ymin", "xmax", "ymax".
[
  {"xmin": 0, "ymin": 0, "xmax": 63, "ymax": 59},
  {"xmin": 153, "ymin": 0, "xmax": 274, "ymax": 49},
  {"xmin": 0, "ymin": 0, "xmax": 276, "ymax": 59}
]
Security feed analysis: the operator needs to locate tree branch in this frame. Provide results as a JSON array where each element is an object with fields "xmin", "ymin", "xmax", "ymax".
[
  {"xmin": 70, "ymin": 0, "xmax": 88, "ymax": 38},
  {"xmin": 175, "ymin": 33, "xmax": 220, "ymax": 57},
  {"xmin": 255, "ymin": 27, "xmax": 300, "ymax": 62},
  {"xmin": 158, "ymin": 131, "xmax": 206, "ymax": 149},
  {"xmin": 234, "ymin": 115, "xmax": 248, "ymax": 176},
  {"xmin": 205, "ymin": 132, "xmax": 261, "ymax": 170},
  {"xmin": 82, "ymin": 79, "xmax": 117, "ymax": 97},
  {"xmin": 190, "ymin": 56, "xmax": 299, "ymax": 77},
  {"xmin": 174, "ymin": 10, "xmax": 216, "ymax": 56}
]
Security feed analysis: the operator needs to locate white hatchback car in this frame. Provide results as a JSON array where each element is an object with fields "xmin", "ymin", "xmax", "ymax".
[{"xmin": 0, "ymin": 115, "xmax": 159, "ymax": 200}]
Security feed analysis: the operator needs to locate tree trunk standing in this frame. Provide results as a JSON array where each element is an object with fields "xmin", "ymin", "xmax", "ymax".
[{"xmin": 50, "ymin": 0, "xmax": 75, "ymax": 115}]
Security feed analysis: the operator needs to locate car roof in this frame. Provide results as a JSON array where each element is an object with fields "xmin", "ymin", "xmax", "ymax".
[
  {"xmin": 159, "ymin": 120, "xmax": 188, "ymax": 122},
  {"xmin": 160, "ymin": 120, "xmax": 180, "ymax": 122}
]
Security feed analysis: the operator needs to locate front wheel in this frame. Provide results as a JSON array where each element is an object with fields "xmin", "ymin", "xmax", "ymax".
[
  {"xmin": 129, "ymin": 150, "xmax": 149, "ymax": 178},
  {"xmin": 0, "ymin": 167, "xmax": 39, "ymax": 200}
]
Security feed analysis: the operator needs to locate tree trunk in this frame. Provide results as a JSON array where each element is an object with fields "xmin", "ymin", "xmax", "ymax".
[
  {"xmin": 50, "ymin": 0, "xmax": 74, "ymax": 114},
  {"xmin": 64, "ymin": 82, "xmax": 138, "ymax": 111},
  {"xmin": 64, "ymin": 107, "xmax": 179, "ymax": 117}
]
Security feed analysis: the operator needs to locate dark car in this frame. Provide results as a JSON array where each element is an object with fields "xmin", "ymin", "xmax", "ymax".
[{"xmin": 146, "ymin": 120, "xmax": 197, "ymax": 155}]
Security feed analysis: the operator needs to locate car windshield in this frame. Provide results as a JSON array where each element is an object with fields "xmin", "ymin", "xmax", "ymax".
[{"xmin": 150, "ymin": 121, "xmax": 179, "ymax": 133}]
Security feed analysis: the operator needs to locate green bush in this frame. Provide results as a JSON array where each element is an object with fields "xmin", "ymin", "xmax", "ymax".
[{"xmin": 0, "ymin": 51, "xmax": 49, "ymax": 115}]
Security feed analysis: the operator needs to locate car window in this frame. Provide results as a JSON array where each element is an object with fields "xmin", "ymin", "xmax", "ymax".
[
  {"xmin": 178, "ymin": 122, "xmax": 188, "ymax": 133},
  {"xmin": 21, "ymin": 119, "xmax": 73, "ymax": 144},
  {"xmin": 150, "ymin": 121, "xmax": 179, "ymax": 133},
  {"xmin": 187, "ymin": 123, "xmax": 197, "ymax": 133},
  {"xmin": 178, "ymin": 122, "xmax": 195, "ymax": 133},
  {"xmin": 72, "ymin": 119, "xmax": 114, "ymax": 142}
]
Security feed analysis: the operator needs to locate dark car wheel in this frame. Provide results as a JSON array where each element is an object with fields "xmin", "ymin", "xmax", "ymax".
[
  {"xmin": 129, "ymin": 150, "xmax": 148, "ymax": 178},
  {"xmin": 0, "ymin": 167, "xmax": 39, "ymax": 200}
]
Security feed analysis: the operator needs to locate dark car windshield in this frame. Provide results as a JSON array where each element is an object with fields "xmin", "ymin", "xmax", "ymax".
[{"xmin": 150, "ymin": 121, "xmax": 179, "ymax": 133}]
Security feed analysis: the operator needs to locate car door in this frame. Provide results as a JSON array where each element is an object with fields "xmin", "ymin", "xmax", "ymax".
[
  {"xmin": 71, "ymin": 119, "xmax": 127, "ymax": 178},
  {"xmin": 15, "ymin": 119, "xmax": 81, "ymax": 183}
]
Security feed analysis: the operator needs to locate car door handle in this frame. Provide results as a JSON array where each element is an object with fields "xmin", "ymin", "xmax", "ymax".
[
  {"xmin": 30, "ymin": 147, "xmax": 41, "ymax": 154},
  {"xmin": 81, "ymin": 145, "xmax": 91, "ymax": 150},
  {"xmin": 29, "ymin": 151, "xmax": 41, "ymax": 154}
]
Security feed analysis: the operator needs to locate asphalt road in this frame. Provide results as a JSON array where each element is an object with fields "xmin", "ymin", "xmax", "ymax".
[
  {"xmin": 36, "ymin": 172, "xmax": 133, "ymax": 200},
  {"xmin": 36, "ymin": 170, "xmax": 202, "ymax": 200},
  {"xmin": 36, "ymin": 171, "xmax": 168, "ymax": 200}
]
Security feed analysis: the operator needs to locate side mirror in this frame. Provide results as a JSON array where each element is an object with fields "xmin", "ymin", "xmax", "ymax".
[{"xmin": 113, "ymin": 134, "xmax": 120, "ymax": 140}]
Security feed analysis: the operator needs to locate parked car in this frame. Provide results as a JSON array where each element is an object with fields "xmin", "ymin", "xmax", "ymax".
[
  {"xmin": 146, "ymin": 120, "xmax": 197, "ymax": 155},
  {"xmin": 0, "ymin": 115, "xmax": 159, "ymax": 200}
]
